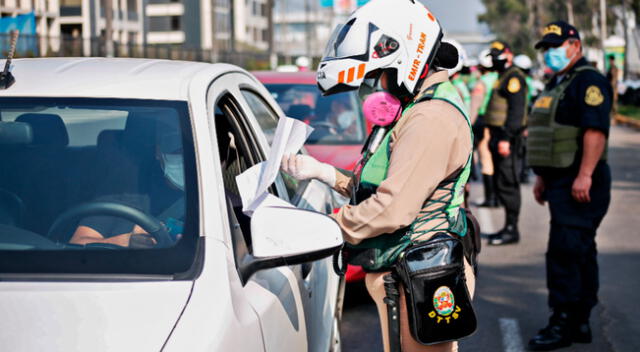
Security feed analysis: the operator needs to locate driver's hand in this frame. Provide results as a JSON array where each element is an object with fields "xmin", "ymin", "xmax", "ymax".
[{"xmin": 128, "ymin": 233, "xmax": 157, "ymax": 248}]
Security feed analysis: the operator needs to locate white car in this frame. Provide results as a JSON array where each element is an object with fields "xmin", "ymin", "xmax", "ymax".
[{"xmin": 0, "ymin": 58, "xmax": 345, "ymax": 352}]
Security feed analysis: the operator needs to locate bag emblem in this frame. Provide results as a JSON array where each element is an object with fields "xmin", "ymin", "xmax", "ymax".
[{"xmin": 433, "ymin": 286, "xmax": 455, "ymax": 315}]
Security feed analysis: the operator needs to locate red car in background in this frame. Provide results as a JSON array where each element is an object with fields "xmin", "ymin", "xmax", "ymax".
[{"xmin": 255, "ymin": 71, "xmax": 371, "ymax": 282}]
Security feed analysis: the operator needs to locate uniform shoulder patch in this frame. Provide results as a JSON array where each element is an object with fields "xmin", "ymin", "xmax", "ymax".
[
  {"xmin": 585, "ymin": 85, "xmax": 604, "ymax": 106},
  {"xmin": 507, "ymin": 77, "xmax": 521, "ymax": 93}
]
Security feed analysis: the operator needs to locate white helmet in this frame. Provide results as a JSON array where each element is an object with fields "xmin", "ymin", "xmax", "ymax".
[
  {"xmin": 316, "ymin": 0, "xmax": 443, "ymax": 96},
  {"xmin": 478, "ymin": 49, "xmax": 492, "ymax": 69},
  {"xmin": 443, "ymin": 39, "xmax": 467, "ymax": 77},
  {"xmin": 514, "ymin": 54, "xmax": 532, "ymax": 70},
  {"xmin": 295, "ymin": 56, "xmax": 310, "ymax": 68}
]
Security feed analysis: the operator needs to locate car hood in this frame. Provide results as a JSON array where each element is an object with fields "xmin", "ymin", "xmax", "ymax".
[
  {"xmin": 0, "ymin": 279, "xmax": 193, "ymax": 351},
  {"xmin": 304, "ymin": 144, "xmax": 362, "ymax": 171}
]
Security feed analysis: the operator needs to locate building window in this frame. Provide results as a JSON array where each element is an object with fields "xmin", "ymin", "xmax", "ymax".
[
  {"xmin": 252, "ymin": 1, "xmax": 258, "ymax": 16},
  {"xmin": 171, "ymin": 16, "xmax": 181, "ymax": 31},
  {"xmin": 261, "ymin": 3, "xmax": 267, "ymax": 17}
]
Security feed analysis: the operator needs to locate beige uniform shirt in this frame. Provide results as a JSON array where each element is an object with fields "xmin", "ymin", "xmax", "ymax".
[{"xmin": 331, "ymin": 71, "xmax": 472, "ymax": 245}]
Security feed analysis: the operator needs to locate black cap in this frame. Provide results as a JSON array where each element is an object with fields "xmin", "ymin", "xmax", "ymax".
[
  {"xmin": 535, "ymin": 21, "xmax": 581, "ymax": 49},
  {"xmin": 488, "ymin": 40, "xmax": 511, "ymax": 57}
]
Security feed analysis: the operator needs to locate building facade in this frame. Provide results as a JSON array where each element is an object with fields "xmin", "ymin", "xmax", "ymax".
[
  {"xmin": 1, "ymin": 0, "xmax": 61, "ymax": 54},
  {"xmin": 234, "ymin": 0, "xmax": 269, "ymax": 51},
  {"xmin": 58, "ymin": 0, "xmax": 144, "ymax": 55},
  {"xmin": 146, "ymin": 0, "xmax": 232, "ymax": 54},
  {"xmin": 274, "ymin": 0, "xmax": 332, "ymax": 60}
]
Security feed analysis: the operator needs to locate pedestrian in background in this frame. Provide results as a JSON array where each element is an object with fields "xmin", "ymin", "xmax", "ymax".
[
  {"xmin": 484, "ymin": 41, "xmax": 529, "ymax": 245},
  {"xmin": 469, "ymin": 50, "xmax": 499, "ymax": 207},
  {"xmin": 527, "ymin": 21, "xmax": 612, "ymax": 351}
]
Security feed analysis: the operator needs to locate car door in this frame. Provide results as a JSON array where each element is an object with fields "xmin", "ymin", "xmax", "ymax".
[
  {"xmin": 206, "ymin": 73, "xmax": 310, "ymax": 352},
  {"xmin": 233, "ymin": 76, "xmax": 342, "ymax": 352}
]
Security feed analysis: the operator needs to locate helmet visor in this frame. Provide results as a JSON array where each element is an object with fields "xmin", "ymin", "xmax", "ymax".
[{"xmin": 322, "ymin": 18, "xmax": 375, "ymax": 61}]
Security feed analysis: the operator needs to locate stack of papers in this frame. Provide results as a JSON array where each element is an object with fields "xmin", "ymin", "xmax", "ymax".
[{"xmin": 235, "ymin": 116, "xmax": 313, "ymax": 216}]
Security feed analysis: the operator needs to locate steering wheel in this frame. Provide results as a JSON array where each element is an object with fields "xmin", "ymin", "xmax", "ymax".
[
  {"xmin": 47, "ymin": 202, "xmax": 173, "ymax": 248},
  {"xmin": 0, "ymin": 188, "xmax": 25, "ymax": 226}
]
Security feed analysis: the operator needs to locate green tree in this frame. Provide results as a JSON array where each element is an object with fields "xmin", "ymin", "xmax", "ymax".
[{"xmin": 479, "ymin": 0, "xmax": 622, "ymax": 54}]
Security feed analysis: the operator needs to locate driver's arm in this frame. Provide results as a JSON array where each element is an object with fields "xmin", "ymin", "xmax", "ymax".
[{"xmin": 69, "ymin": 224, "xmax": 147, "ymax": 247}]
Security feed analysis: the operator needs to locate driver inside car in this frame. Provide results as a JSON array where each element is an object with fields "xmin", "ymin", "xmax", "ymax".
[
  {"xmin": 69, "ymin": 123, "xmax": 185, "ymax": 248},
  {"xmin": 311, "ymin": 95, "xmax": 358, "ymax": 141}
]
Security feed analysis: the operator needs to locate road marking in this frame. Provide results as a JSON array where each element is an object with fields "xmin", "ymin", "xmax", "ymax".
[{"xmin": 499, "ymin": 318, "xmax": 524, "ymax": 352}]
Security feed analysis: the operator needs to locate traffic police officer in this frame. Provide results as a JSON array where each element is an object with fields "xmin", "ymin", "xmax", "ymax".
[
  {"xmin": 527, "ymin": 21, "xmax": 612, "ymax": 351},
  {"xmin": 484, "ymin": 41, "xmax": 528, "ymax": 245},
  {"xmin": 281, "ymin": 0, "xmax": 478, "ymax": 350}
]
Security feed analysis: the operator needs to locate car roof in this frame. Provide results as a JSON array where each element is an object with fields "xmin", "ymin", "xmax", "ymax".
[
  {"xmin": 0, "ymin": 58, "xmax": 248, "ymax": 100},
  {"xmin": 252, "ymin": 71, "xmax": 317, "ymax": 85}
]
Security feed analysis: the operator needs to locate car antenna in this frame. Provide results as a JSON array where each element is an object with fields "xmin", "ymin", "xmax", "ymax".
[{"xmin": 0, "ymin": 30, "xmax": 19, "ymax": 90}]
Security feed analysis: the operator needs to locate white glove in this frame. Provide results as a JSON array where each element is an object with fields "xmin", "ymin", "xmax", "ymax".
[{"xmin": 281, "ymin": 154, "xmax": 336, "ymax": 187}]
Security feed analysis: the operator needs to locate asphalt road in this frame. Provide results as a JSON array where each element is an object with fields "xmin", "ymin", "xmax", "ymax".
[{"xmin": 340, "ymin": 125, "xmax": 640, "ymax": 352}]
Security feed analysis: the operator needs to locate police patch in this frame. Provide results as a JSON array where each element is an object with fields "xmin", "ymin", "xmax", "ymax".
[
  {"xmin": 507, "ymin": 77, "xmax": 521, "ymax": 93},
  {"xmin": 585, "ymin": 85, "xmax": 604, "ymax": 106}
]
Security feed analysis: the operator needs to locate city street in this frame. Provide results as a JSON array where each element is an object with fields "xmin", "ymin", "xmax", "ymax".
[{"xmin": 341, "ymin": 124, "xmax": 640, "ymax": 352}]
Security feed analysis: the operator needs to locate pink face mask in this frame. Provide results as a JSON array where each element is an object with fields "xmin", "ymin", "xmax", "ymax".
[{"xmin": 362, "ymin": 91, "xmax": 402, "ymax": 127}]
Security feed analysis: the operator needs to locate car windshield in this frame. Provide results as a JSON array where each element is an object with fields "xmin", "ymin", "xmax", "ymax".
[
  {"xmin": 0, "ymin": 98, "xmax": 198, "ymax": 276},
  {"xmin": 264, "ymin": 84, "xmax": 366, "ymax": 145}
]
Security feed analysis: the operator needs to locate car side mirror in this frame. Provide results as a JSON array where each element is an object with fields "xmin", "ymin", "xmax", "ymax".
[{"xmin": 239, "ymin": 206, "xmax": 343, "ymax": 282}]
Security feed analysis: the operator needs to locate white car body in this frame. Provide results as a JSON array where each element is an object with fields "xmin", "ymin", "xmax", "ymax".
[{"xmin": 0, "ymin": 58, "xmax": 344, "ymax": 352}]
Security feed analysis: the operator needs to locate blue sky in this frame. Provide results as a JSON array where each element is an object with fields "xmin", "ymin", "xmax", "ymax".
[{"xmin": 421, "ymin": 0, "xmax": 490, "ymax": 35}]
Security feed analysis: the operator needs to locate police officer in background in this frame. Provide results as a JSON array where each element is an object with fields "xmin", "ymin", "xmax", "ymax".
[
  {"xmin": 484, "ymin": 41, "xmax": 528, "ymax": 245},
  {"xmin": 527, "ymin": 21, "xmax": 612, "ymax": 351}
]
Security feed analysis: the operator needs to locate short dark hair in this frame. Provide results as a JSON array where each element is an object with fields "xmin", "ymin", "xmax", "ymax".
[{"xmin": 608, "ymin": 54, "xmax": 616, "ymax": 60}]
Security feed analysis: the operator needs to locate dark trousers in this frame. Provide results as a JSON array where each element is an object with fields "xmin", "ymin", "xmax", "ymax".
[
  {"xmin": 543, "ymin": 164, "xmax": 611, "ymax": 321},
  {"xmin": 489, "ymin": 136, "xmax": 522, "ymax": 226},
  {"xmin": 546, "ymin": 223, "xmax": 598, "ymax": 320}
]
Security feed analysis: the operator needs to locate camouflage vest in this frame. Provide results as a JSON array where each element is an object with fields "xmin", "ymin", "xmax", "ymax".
[{"xmin": 527, "ymin": 66, "xmax": 607, "ymax": 168}]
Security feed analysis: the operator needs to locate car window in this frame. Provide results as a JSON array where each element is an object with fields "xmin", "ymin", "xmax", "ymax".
[
  {"xmin": 0, "ymin": 98, "xmax": 199, "ymax": 275},
  {"xmin": 214, "ymin": 95, "xmax": 267, "ymax": 268},
  {"xmin": 240, "ymin": 89, "xmax": 279, "ymax": 145},
  {"xmin": 264, "ymin": 83, "xmax": 366, "ymax": 145}
]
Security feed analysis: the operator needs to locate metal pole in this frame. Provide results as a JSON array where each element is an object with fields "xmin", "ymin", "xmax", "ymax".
[
  {"xmin": 622, "ymin": 0, "xmax": 630, "ymax": 80},
  {"xmin": 567, "ymin": 0, "xmax": 575, "ymax": 25},
  {"xmin": 600, "ymin": 0, "xmax": 607, "ymax": 68},
  {"xmin": 305, "ymin": 0, "xmax": 311, "ymax": 59},
  {"xmin": 105, "ymin": 0, "xmax": 114, "ymax": 57},
  {"xmin": 267, "ymin": 0, "xmax": 276, "ymax": 69}
]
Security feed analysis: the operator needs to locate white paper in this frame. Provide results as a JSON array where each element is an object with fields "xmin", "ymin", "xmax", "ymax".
[{"xmin": 235, "ymin": 116, "xmax": 313, "ymax": 215}]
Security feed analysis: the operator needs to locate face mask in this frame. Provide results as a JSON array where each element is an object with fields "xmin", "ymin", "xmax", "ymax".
[
  {"xmin": 337, "ymin": 111, "xmax": 356, "ymax": 130},
  {"xmin": 362, "ymin": 91, "xmax": 402, "ymax": 127},
  {"xmin": 544, "ymin": 46, "xmax": 572, "ymax": 73},
  {"xmin": 161, "ymin": 153, "xmax": 185, "ymax": 191}
]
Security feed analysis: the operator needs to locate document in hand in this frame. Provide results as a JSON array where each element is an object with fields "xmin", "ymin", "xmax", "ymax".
[{"xmin": 235, "ymin": 116, "xmax": 313, "ymax": 216}]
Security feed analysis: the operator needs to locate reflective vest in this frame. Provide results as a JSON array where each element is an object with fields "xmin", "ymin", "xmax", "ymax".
[
  {"xmin": 525, "ymin": 76, "xmax": 535, "ymax": 102},
  {"xmin": 478, "ymin": 72, "xmax": 498, "ymax": 116},
  {"xmin": 452, "ymin": 77, "xmax": 471, "ymax": 112},
  {"xmin": 347, "ymin": 81, "xmax": 473, "ymax": 272},
  {"xmin": 527, "ymin": 66, "xmax": 607, "ymax": 168},
  {"xmin": 485, "ymin": 66, "xmax": 528, "ymax": 127}
]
